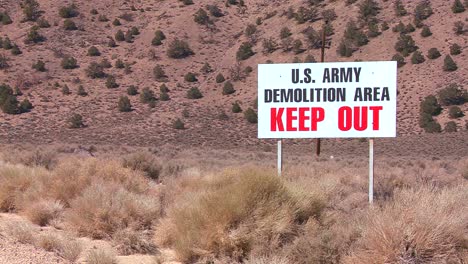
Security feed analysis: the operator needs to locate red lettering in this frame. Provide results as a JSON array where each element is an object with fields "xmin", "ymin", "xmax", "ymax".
[
  {"xmin": 270, "ymin": 108, "xmax": 284, "ymax": 131},
  {"xmin": 370, "ymin": 106, "xmax": 383, "ymax": 130},
  {"xmin": 311, "ymin": 107, "xmax": 325, "ymax": 131},
  {"xmin": 286, "ymin": 108, "xmax": 297, "ymax": 131},
  {"xmin": 298, "ymin": 108, "xmax": 309, "ymax": 131},
  {"xmin": 353, "ymin": 106, "xmax": 368, "ymax": 131},
  {"xmin": 338, "ymin": 107, "xmax": 352, "ymax": 131}
]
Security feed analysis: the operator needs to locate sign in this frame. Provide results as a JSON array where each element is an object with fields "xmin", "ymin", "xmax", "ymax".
[{"xmin": 258, "ymin": 61, "xmax": 397, "ymax": 138}]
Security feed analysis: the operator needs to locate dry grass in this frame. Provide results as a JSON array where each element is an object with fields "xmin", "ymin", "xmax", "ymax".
[
  {"xmin": 23, "ymin": 199, "xmax": 64, "ymax": 226},
  {"xmin": 113, "ymin": 228, "xmax": 157, "ymax": 255},
  {"xmin": 2, "ymin": 220, "xmax": 36, "ymax": 244},
  {"xmin": 86, "ymin": 249, "xmax": 118, "ymax": 264},
  {"xmin": 154, "ymin": 168, "xmax": 326, "ymax": 262},
  {"xmin": 122, "ymin": 151, "xmax": 162, "ymax": 181}
]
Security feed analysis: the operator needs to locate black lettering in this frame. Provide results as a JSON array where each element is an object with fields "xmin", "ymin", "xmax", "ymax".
[
  {"xmin": 323, "ymin": 68, "xmax": 330, "ymax": 83},
  {"xmin": 304, "ymin": 68, "xmax": 312, "ymax": 84},
  {"xmin": 382, "ymin": 87, "xmax": 390, "ymax": 101},
  {"xmin": 327, "ymin": 88, "xmax": 335, "ymax": 102},
  {"xmin": 373, "ymin": 87, "xmax": 380, "ymax": 101},
  {"xmin": 354, "ymin": 67, "xmax": 361, "ymax": 82},
  {"xmin": 315, "ymin": 88, "xmax": 322, "ymax": 102},
  {"xmin": 265, "ymin": 90, "xmax": 272, "ymax": 103},
  {"xmin": 280, "ymin": 89, "xmax": 293, "ymax": 102},
  {"xmin": 337, "ymin": 88, "xmax": 346, "ymax": 102},
  {"xmin": 292, "ymin": 69, "xmax": 299, "ymax": 84},
  {"xmin": 332, "ymin": 68, "xmax": 339, "ymax": 82},
  {"xmin": 364, "ymin": 87, "xmax": 372, "ymax": 101},
  {"xmin": 294, "ymin": 89, "xmax": 302, "ymax": 102},
  {"xmin": 340, "ymin": 68, "xmax": 353, "ymax": 82},
  {"xmin": 273, "ymin": 89, "xmax": 280, "ymax": 102},
  {"xmin": 354, "ymin": 88, "xmax": 362, "ymax": 101},
  {"xmin": 302, "ymin": 89, "xmax": 310, "ymax": 102}
]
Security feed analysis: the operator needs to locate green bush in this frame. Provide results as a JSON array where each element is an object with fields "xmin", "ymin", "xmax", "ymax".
[
  {"xmin": 77, "ymin": 85, "xmax": 87, "ymax": 96},
  {"xmin": 140, "ymin": 88, "xmax": 155, "ymax": 103},
  {"xmin": 19, "ymin": 98, "xmax": 33, "ymax": 112},
  {"xmin": 127, "ymin": 85, "xmax": 138, "ymax": 96},
  {"xmin": 26, "ymin": 26, "xmax": 44, "ymax": 43},
  {"xmin": 172, "ymin": 118, "xmax": 185, "ymax": 129},
  {"xmin": 215, "ymin": 73, "xmax": 225, "ymax": 83},
  {"xmin": 419, "ymin": 113, "xmax": 441, "ymax": 133},
  {"xmin": 443, "ymin": 55, "xmax": 458, "ymax": 72},
  {"xmin": 59, "ymin": 4, "xmax": 78, "ymax": 18},
  {"xmin": 201, "ymin": 62, "xmax": 213, "ymax": 74},
  {"xmin": 98, "ymin": 14, "xmax": 108, "ymax": 22},
  {"xmin": 130, "ymin": 26, "xmax": 139, "ymax": 35},
  {"xmin": 118, "ymin": 96, "xmax": 132, "ymax": 112},
  {"xmin": 437, "ymin": 83, "xmax": 467, "ymax": 105},
  {"xmin": 0, "ymin": 84, "xmax": 19, "ymax": 114},
  {"xmin": 232, "ymin": 102, "xmax": 242, "ymax": 113},
  {"xmin": 394, "ymin": 0, "xmax": 407, "ymax": 16},
  {"xmin": 159, "ymin": 91, "xmax": 170, "ymax": 101},
  {"xmin": 160, "ymin": 84, "xmax": 169, "ymax": 93},
  {"xmin": 153, "ymin": 65, "xmax": 166, "ymax": 81},
  {"xmin": 167, "ymin": 39, "xmax": 194, "ymax": 59},
  {"xmin": 405, "ymin": 23, "xmax": 415, "ymax": 33},
  {"xmin": 22, "ymin": 0, "xmax": 41, "ymax": 21},
  {"xmin": 115, "ymin": 59, "xmax": 125, "ymax": 69},
  {"xmin": 115, "ymin": 30, "xmax": 125, "ymax": 41},
  {"xmin": 11, "ymin": 45, "xmax": 22, "ymax": 55},
  {"xmin": 444, "ymin": 121, "xmax": 457, "ymax": 132},
  {"xmin": 184, "ymin": 72, "xmax": 197, "ymax": 82},
  {"xmin": 99, "ymin": 58, "xmax": 112, "ymax": 68},
  {"xmin": 394, "ymin": 34, "xmax": 417, "ymax": 56},
  {"xmin": 37, "ymin": 17, "xmax": 50, "ymax": 28},
  {"xmin": 414, "ymin": 0, "xmax": 433, "ymax": 21},
  {"xmin": 450, "ymin": 43, "xmax": 461, "ymax": 55},
  {"xmin": 358, "ymin": 0, "xmax": 380, "ymax": 23},
  {"xmin": 448, "ymin": 106, "xmax": 464, "ymax": 118},
  {"xmin": 0, "ymin": 12, "xmax": 12, "ymax": 25},
  {"xmin": 343, "ymin": 20, "xmax": 368, "ymax": 47},
  {"xmin": 420, "ymin": 95, "xmax": 441, "ymax": 115},
  {"xmin": 85, "ymin": 62, "xmax": 105, "ymax": 79},
  {"xmin": 124, "ymin": 30, "xmax": 134, "ymax": 43},
  {"xmin": 453, "ymin": 21, "xmax": 465, "ymax": 35},
  {"xmin": 222, "ymin": 81, "xmax": 235, "ymax": 95},
  {"xmin": 244, "ymin": 108, "xmax": 258, "ymax": 123},
  {"xmin": 87, "ymin": 46, "xmax": 100, "ymax": 56},
  {"xmin": 411, "ymin": 51, "xmax": 425, "ymax": 64},
  {"xmin": 61, "ymin": 56, "xmax": 78, "ymax": 69},
  {"xmin": 338, "ymin": 40, "xmax": 354, "ymax": 57},
  {"xmin": 0, "ymin": 54, "xmax": 8, "ymax": 69},
  {"xmin": 112, "ymin": 18, "xmax": 121, "ymax": 26},
  {"xmin": 68, "ymin": 113, "xmax": 84, "ymax": 128},
  {"xmin": 90, "ymin": 9, "xmax": 98, "ymax": 15},
  {"xmin": 381, "ymin": 21, "xmax": 389, "ymax": 31},
  {"xmin": 180, "ymin": 0, "xmax": 193, "ymax": 5},
  {"xmin": 421, "ymin": 25, "xmax": 432, "ymax": 37},
  {"xmin": 62, "ymin": 85, "xmax": 71, "ymax": 95},
  {"xmin": 452, "ymin": 0, "xmax": 466, "ymax": 13},
  {"xmin": 194, "ymin": 8, "xmax": 211, "ymax": 25},
  {"xmin": 322, "ymin": 9, "xmax": 337, "ymax": 21},
  {"xmin": 108, "ymin": 38, "xmax": 116, "ymax": 48},
  {"xmin": 427, "ymin": 48, "xmax": 441, "ymax": 59},
  {"xmin": 63, "ymin": 19, "xmax": 77, "ymax": 30},
  {"xmin": 106, "ymin": 75, "xmax": 118, "ymax": 88},
  {"xmin": 262, "ymin": 38, "xmax": 278, "ymax": 54},
  {"xmin": 207, "ymin": 5, "xmax": 224, "ymax": 17},
  {"xmin": 187, "ymin": 87, "xmax": 203, "ymax": 99},
  {"xmin": 152, "ymin": 30, "xmax": 166, "ymax": 46},
  {"xmin": 280, "ymin": 27, "xmax": 291, "ymax": 39},
  {"xmin": 392, "ymin": 21, "xmax": 406, "ymax": 33},
  {"xmin": 236, "ymin": 42, "xmax": 254, "ymax": 60},
  {"xmin": 32, "ymin": 60, "xmax": 46, "ymax": 72}
]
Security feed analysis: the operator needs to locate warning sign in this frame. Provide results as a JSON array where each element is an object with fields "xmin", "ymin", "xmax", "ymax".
[{"xmin": 258, "ymin": 61, "xmax": 397, "ymax": 138}]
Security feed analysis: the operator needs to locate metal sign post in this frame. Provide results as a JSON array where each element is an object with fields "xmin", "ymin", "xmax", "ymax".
[
  {"xmin": 277, "ymin": 139, "xmax": 282, "ymax": 176},
  {"xmin": 369, "ymin": 138, "xmax": 374, "ymax": 204}
]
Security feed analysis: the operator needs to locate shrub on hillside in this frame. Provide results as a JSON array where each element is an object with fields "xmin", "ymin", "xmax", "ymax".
[
  {"xmin": 167, "ymin": 39, "xmax": 194, "ymax": 59},
  {"xmin": 127, "ymin": 85, "xmax": 138, "ymax": 96},
  {"xmin": 206, "ymin": 5, "xmax": 223, "ymax": 17},
  {"xmin": 172, "ymin": 118, "xmax": 185, "ymax": 129},
  {"xmin": 394, "ymin": 34, "xmax": 417, "ymax": 56},
  {"xmin": 344, "ymin": 20, "xmax": 368, "ymax": 47},
  {"xmin": 420, "ymin": 95, "xmax": 441, "ymax": 116},
  {"xmin": 358, "ymin": 0, "xmax": 380, "ymax": 23},
  {"xmin": 22, "ymin": 0, "xmax": 41, "ymax": 21},
  {"xmin": 115, "ymin": 30, "xmax": 125, "ymax": 41},
  {"xmin": 140, "ymin": 88, "xmax": 156, "ymax": 103},
  {"xmin": 77, "ymin": 85, "xmax": 87, "ymax": 96},
  {"xmin": 61, "ymin": 56, "xmax": 78, "ymax": 69},
  {"xmin": 68, "ymin": 113, "xmax": 84, "ymax": 128},
  {"xmin": 200, "ymin": 62, "xmax": 213, "ymax": 74},
  {"xmin": 11, "ymin": 45, "xmax": 21, "ymax": 55},
  {"xmin": 108, "ymin": 37, "xmax": 116, "ymax": 48},
  {"xmin": 453, "ymin": 21, "xmax": 465, "ymax": 35},
  {"xmin": 194, "ymin": 8, "xmax": 211, "ymax": 25},
  {"xmin": 394, "ymin": 0, "xmax": 407, "ymax": 16},
  {"xmin": 414, "ymin": 0, "xmax": 433, "ymax": 26},
  {"xmin": 449, "ymin": 43, "xmax": 461, "ymax": 55},
  {"xmin": 2, "ymin": 37, "xmax": 12, "ymax": 49},
  {"xmin": 159, "ymin": 91, "xmax": 170, "ymax": 101},
  {"xmin": 437, "ymin": 83, "xmax": 467, "ymax": 105},
  {"xmin": 338, "ymin": 40, "xmax": 354, "ymax": 57},
  {"xmin": 244, "ymin": 108, "xmax": 257, "ymax": 123},
  {"xmin": 427, "ymin": 48, "xmax": 441, "ymax": 59},
  {"xmin": 63, "ymin": 19, "xmax": 77, "ymax": 30},
  {"xmin": 0, "ymin": 84, "xmax": 20, "ymax": 114},
  {"xmin": 62, "ymin": 85, "xmax": 71, "ymax": 95},
  {"xmin": 85, "ymin": 62, "xmax": 105, "ymax": 79},
  {"xmin": 87, "ymin": 46, "xmax": 101, "ymax": 56},
  {"xmin": 98, "ymin": 14, "xmax": 108, "ymax": 22},
  {"xmin": 419, "ymin": 113, "xmax": 441, "ymax": 133},
  {"xmin": 122, "ymin": 152, "xmax": 162, "ymax": 181},
  {"xmin": 222, "ymin": 81, "xmax": 235, "ymax": 95},
  {"xmin": 443, "ymin": 55, "xmax": 458, "ymax": 72},
  {"xmin": 215, "ymin": 73, "xmax": 225, "ymax": 83},
  {"xmin": 19, "ymin": 99, "xmax": 33, "ymax": 113},
  {"xmin": 112, "ymin": 18, "xmax": 121, "ymax": 26},
  {"xmin": 37, "ymin": 17, "xmax": 50, "ymax": 28},
  {"xmin": 187, "ymin": 87, "xmax": 202, "ymax": 99},
  {"xmin": 118, "ymin": 96, "xmax": 132, "ymax": 112},
  {"xmin": 0, "ymin": 12, "xmax": 12, "ymax": 25},
  {"xmin": 26, "ymin": 26, "xmax": 45, "ymax": 43},
  {"xmin": 236, "ymin": 42, "xmax": 254, "ymax": 60},
  {"xmin": 232, "ymin": 102, "xmax": 242, "ymax": 113},
  {"xmin": 420, "ymin": 25, "xmax": 432, "ymax": 37},
  {"xmin": 411, "ymin": 51, "xmax": 425, "ymax": 64},
  {"xmin": 153, "ymin": 65, "xmax": 166, "ymax": 81},
  {"xmin": 159, "ymin": 84, "xmax": 169, "ymax": 93},
  {"xmin": 106, "ymin": 75, "xmax": 118, "ymax": 88},
  {"xmin": 448, "ymin": 106, "xmax": 464, "ymax": 118},
  {"xmin": 452, "ymin": 0, "xmax": 466, "ymax": 12},
  {"xmin": 59, "ymin": 4, "xmax": 78, "ymax": 18},
  {"xmin": 444, "ymin": 121, "xmax": 457, "ymax": 132},
  {"xmin": 184, "ymin": 72, "xmax": 197, "ymax": 82}
]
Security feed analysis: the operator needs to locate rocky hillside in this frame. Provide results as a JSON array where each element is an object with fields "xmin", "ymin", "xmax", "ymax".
[{"xmin": 0, "ymin": 0, "xmax": 466, "ymax": 149}]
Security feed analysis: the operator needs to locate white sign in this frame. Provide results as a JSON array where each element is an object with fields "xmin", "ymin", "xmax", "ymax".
[{"xmin": 258, "ymin": 61, "xmax": 397, "ymax": 138}]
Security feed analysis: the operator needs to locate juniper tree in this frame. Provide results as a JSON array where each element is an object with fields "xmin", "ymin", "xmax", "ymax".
[
  {"xmin": 452, "ymin": 0, "xmax": 466, "ymax": 13},
  {"xmin": 443, "ymin": 55, "xmax": 458, "ymax": 71}
]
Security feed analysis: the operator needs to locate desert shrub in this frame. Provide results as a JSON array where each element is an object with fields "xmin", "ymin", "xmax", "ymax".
[
  {"xmin": 22, "ymin": 0, "xmax": 41, "ymax": 21},
  {"xmin": 206, "ymin": 5, "xmax": 224, "ymax": 17},
  {"xmin": 244, "ymin": 24, "xmax": 257, "ymax": 39},
  {"xmin": 140, "ymin": 88, "xmax": 156, "ymax": 103},
  {"xmin": 222, "ymin": 81, "xmax": 235, "ymax": 95},
  {"xmin": 86, "ymin": 249, "xmax": 117, "ymax": 264},
  {"xmin": 344, "ymin": 20, "xmax": 368, "ymax": 47},
  {"xmin": 392, "ymin": 21, "xmax": 406, "ymax": 33},
  {"xmin": 115, "ymin": 30, "xmax": 125, "ymax": 41},
  {"xmin": 3, "ymin": 220, "xmax": 36, "ymax": 243},
  {"xmin": 61, "ymin": 85, "xmax": 70, "ymax": 95},
  {"xmin": 394, "ymin": 34, "xmax": 417, "ymax": 56},
  {"xmin": 108, "ymin": 38, "xmax": 116, "ymax": 47},
  {"xmin": 367, "ymin": 22, "xmax": 380, "ymax": 38},
  {"xmin": 358, "ymin": 0, "xmax": 380, "ymax": 23},
  {"xmin": 152, "ymin": 30, "xmax": 166, "ymax": 46},
  {"xmin": 119, "ymin": 12, "xmax": 134, "ymax": 22},
  {"xmin": 237, "ymin": 42, "xmax": 254, "ymax": 60},
  {"xmin": 122, "ymin": 152, "xmax": 162, "ymax": 180},
  {"xmin": 112, "ymin": 18, "xmax": 121, "ymax": 26},
  {"xmin": 420, "ymin": 114, "xmax": 441, "ymax": 133},
  {"xmin": 194, "ymin": 8, "xmax": 211, "ymax": 25},
  {"xmin": 59, "ymin": 4, "xmax": 78, "ymax": 18},
  {"xmin": 294, "ymin": 6, "xmax": 318, "ymax": 24},
  {"xmin": 262, "ymin": 38, "xmax": 278, "ymax": 54},
  {"xmin": 130, "ymin": 26, "xmax": 139, "ymax": 36},
  {"xmin": 448, "ymin": 106, "xmax": 464, "ymax": 118},
  {"xmin": 452, "ymin": 0, "xmax": 466, "ymax": 12},
  {"xmin": 427, "ymin": 48, "xmax": 441, "ymax": 59},
  {"xmin": 159, "ymin": 91, "xmax": 170, "ymax": 101},
  {"xmin": 63, "ymin": 19, "xmax": 77, "ymax": 30},
  {"xmin": 124, "ymin": 30, "xmax": 134, "ymax": 43},
  {"xmin": 99, "ymin": 58, "xmax": 112, "ymax": 69},
  {"xmin": 0, "ymin": 85, "xmax": 19, "ymax": 114},
  {"xmin": 291, "ymin": 39, "xmax": 304, "ymax": 54},
  {"xmin": 322, "ymin": 9, "xmax": 337, "ymax": 21},
  {"xmin": 106, "ymin": 75, "xmax": 118, "ymax": 88},
  {"xmin": 232, "ymin": 102, "xmax": 242, "ymax": 113},
  {"xmin": 414, "ymin": 0, "xmax": 433, "ymax": 22},
  {"xmin": 345, "ymin": 187, "xmax": 468, "ymax": 263},
  {"xmin": 280, "ymin": 27, "xmax": 291, "ymax": 39},
  {"xmin": 443, "ymin": 55, "xmax": 458, "ymax": 72},
  {"xmin": 420, "ymin": 25, "xmax": 432, "ymax": 37},
  {"xmin": 19, "ymin": 99, "xmax": 33, "ymax": 112},
  {"xmin": 90, "ymin": 9, "xmax": 98, "ymax": 15},
  {"xmin": 381, "ymin": 21, "xmax": 389, "ymax": 31},
  {"xmin": 154, "ymin": 169, "xmax": 325, "ymax": 262},
  {"xmin": 61, "ymin": 56, "xmax": 78, "ymax": 69},
  {"xmin": 184, "ymin": 72, "xmax": 198, "ymax": 82},
  {"xmin": 24, "ymin": 200, "xmax": 63, "ymax": 226},
  {"xmin": 200, "ymin": 62, "xmax": 213, "ymax": 74},
  {"xmin": 437, "ymin": 83, "xmax": 467, "ymax": 105},
  {"xmin": 0, "ymin": 12, "xmax": 12, "ymax": 25},
  {"xmin": 167, "ymin": 39, "xmax": 194, "ymax": 59},
  {"xmin": 453, "ymin": 21, "xmax": 465, "ymax": 35},
  {"xmin": 172, "ymin": 118, "xmax": 185, "ymax": 129},
  {"xmin": 153, "ymin": 65, "xmax": 166, "ymax": 81},
  {"xmin": 394, "ymin": 0, "xmax": 407, "ymax": 16},
  {"xmin": 113, "ymin": 228, "xmax": 157, "ymax": 255},
  {"xmin": 420, "ymin": 95, "xmax": 441, "ymax": 115},
  {"xmin": 449, "ymin": 43, "xmax": 461, "ymax": 55},
  {"xmin": 31, "ymin": 60, "xmax": 46, "ymax": 72},
  {"xmin": 338, "ymin": 40, "xmax": 354, "ymax": 57},
  {"xmin": 118, "ymin": 96, "xmax": 132, "ymax": 112},
  {"xmin": 68, "ymin": 113, "xmax": 84, "ymax": 128},
  {"xmin": 114, "ymin": 59, "xmax": 125, "ymax": 69},
  {"xmin": 98, "ymin": 14, "xmax": 108, "ymax": 22},
  {"xmin": 127, "ymin": 85, "xmax": 138, "ymax": 95},
  {"xmin": 87, "ymin": 46, "xmax": 101, "ymax": 56},
  {"xmin": 85, "ymin": 62, "xmax": 105, "ymax": 79},
  {"xmin": 77, "ymin": 85, "xmax": 87, "ymax": 96},
  {"xmin": 160, "ymin": 84, "xmax": 169, "ymax": 93},
  {"xmin": 444, "ymin": 121, "xmax": 457, "ymax": 132},
  {"xmin": 36, "ymin": 17, "xmax": 50, "ymax": 28},
  {"xmin": 216, "ymin": 73, "xmax": 225, "ymax": 83},
  {"xmin": 244, "ymin": 108, "xmax": 257, "ymax": 123},
  {"xmin": 405, "ymin": 23, "xmax": 416, "ymax": 33},
  {"xmin": 26, "ymin": 26, "xmax": 44, "ymax": 43},
  {"xmin": 187, "ymin": 87, "xmax": 203, "ymax": 99},
  {"xmin": 411, "ymin": 51, "xmax": 425, "ymax": 64}
]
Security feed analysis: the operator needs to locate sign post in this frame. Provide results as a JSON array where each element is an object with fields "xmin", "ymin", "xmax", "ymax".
[
  {"xmin": 257, "ymin": 61, "xmax": 397, "ymax": 204},
  {"xmin": 277, "ymin": 139, "xmax": 282, "ymax": 177}
]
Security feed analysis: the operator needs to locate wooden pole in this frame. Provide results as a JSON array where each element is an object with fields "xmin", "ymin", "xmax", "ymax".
[
  {"xmin": 277, "ymin": 139, "xmax": 282, "ymax": 176},
  {"xmin": 369, "ymin": 138, "xmax": 374, "ymax": 204},
  {"xmin": 316, "ymin": 21, "xmax": 327, "ymax": 157}
]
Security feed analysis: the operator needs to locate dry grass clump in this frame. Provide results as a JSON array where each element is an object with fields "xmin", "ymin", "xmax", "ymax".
[
  {"xmin": 65, "ymin": 182, "xmax": 161, "ymax": 239},
  {"xmin": 35, "ymin": 233, "xmax": 82, "ymax": 261},
  {"xmin": 122, "ymin": 151, "xmax": 162, "ymax": 181},
  {"xmin": 2, "ymin": 220, "xmax": 37, "ymax": 243},
  {"xmin": 23, "ymin": 199, "xmax": 64, "ymax": 226},
  {"xmin": 86, "ymin": 249, "xmax": 118, "ymax": 264},
  {"xmin": 1, "ymin": 148, "xmax": 58, "ymax": 169},
  {"xmin": 154, "ymin": 168, "xmax": 326, "ymax": 262},
  {"xmin": 344, "ymin": 185, "xmax": 468, "ymax": 264},
  {"xmin": 113, "ymin": 228, "xmax": 157, "ymax": 255},
  {"xmin": 244, "ymin": 256, "xmax": 292, "ymax": 264}
]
